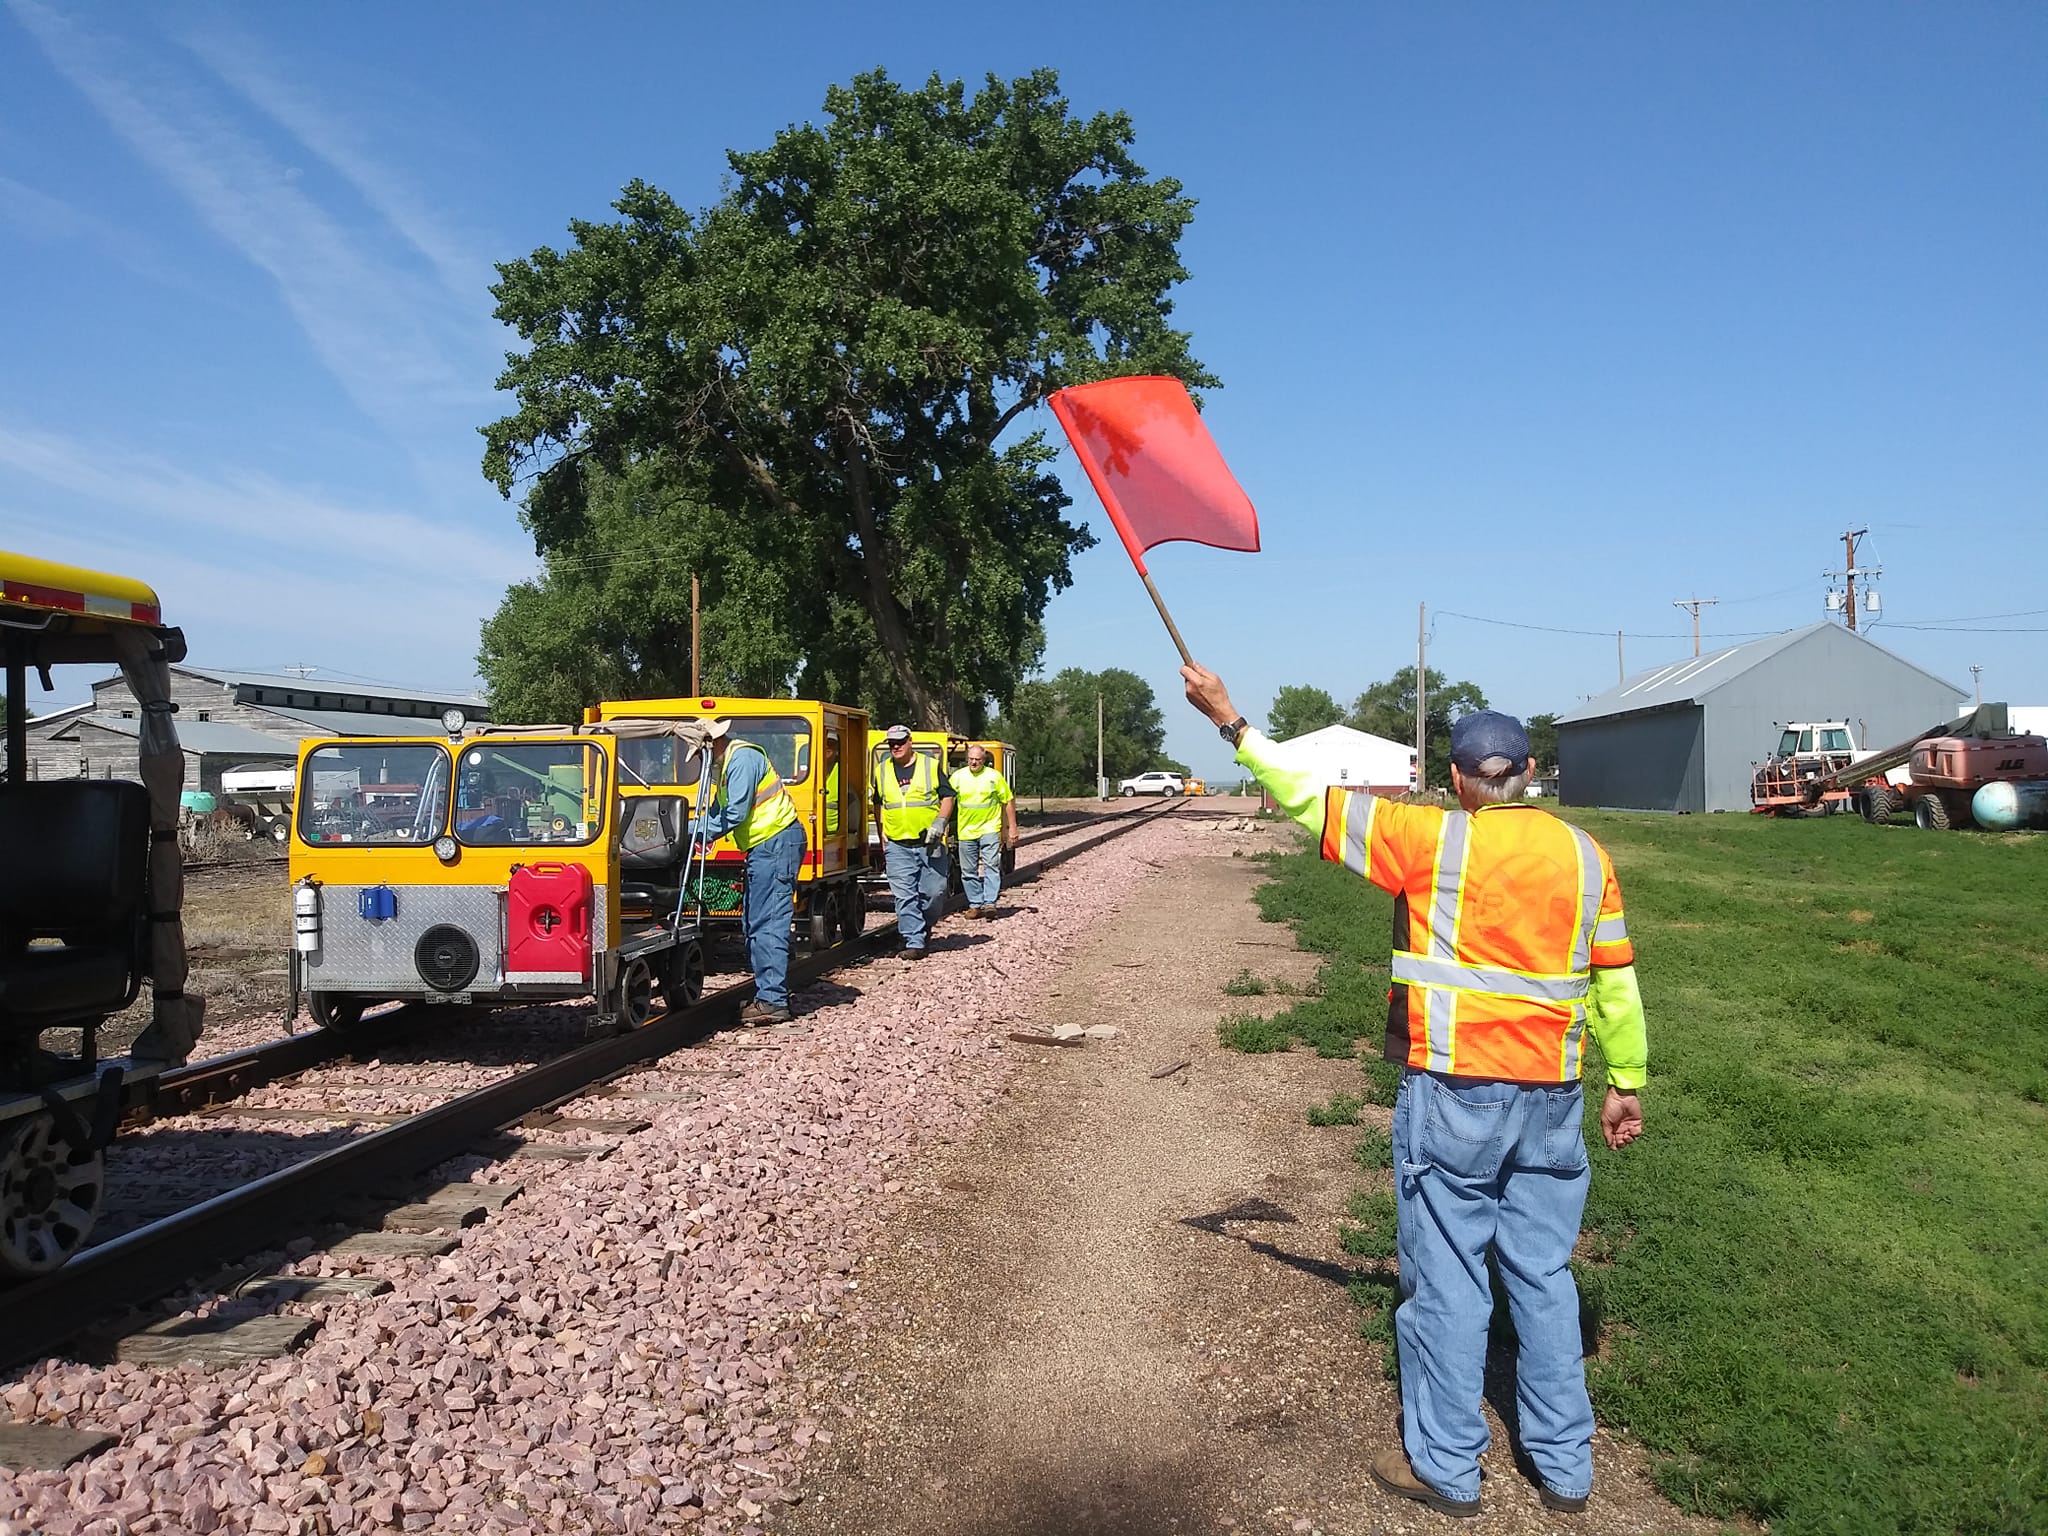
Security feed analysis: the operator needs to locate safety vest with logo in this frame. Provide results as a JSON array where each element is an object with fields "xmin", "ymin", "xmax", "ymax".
[
  {"xmin": 720, "ymin": 741, "xmax": 798, "ymax": 852},
  {"xmin": 875, "ymin": 751, "xmax": 944, "ymax": 841},
  {"xmin": 948, "ymin": 765, "xmax": 1012, "ymax": 841},
  {"xmin": 1320, "ymin": 787, "xmax": 1633, "ymax": 1084}
]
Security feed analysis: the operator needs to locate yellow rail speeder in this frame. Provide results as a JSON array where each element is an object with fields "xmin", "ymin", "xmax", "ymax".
[
  {"xmin": 287, "ymin": 719, "xmax": 707, "ymax": 1033},
  {"xmin": 586, "ymin": 696, "xmax": 872, "ymax": 947}
]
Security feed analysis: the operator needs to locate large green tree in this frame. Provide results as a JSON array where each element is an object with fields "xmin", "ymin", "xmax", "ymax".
[
  {"xmin": 1349, "ymin": 666, "xmax": 1489, "ymax": 790},
  {"xmin": 481, "ymin": 68, "xmax": 1213, "ymax": 728},
  {"xmin": 1266, "ymin": 683, "xmax": 1343, "ymax": 742},
  {"xmin": 1526, "ymin": 712, "xmax": 1560, "ymax": 776},
  {"xmin": 991, "ymin": 666, "xmax": 1175, "ymax": 795}
]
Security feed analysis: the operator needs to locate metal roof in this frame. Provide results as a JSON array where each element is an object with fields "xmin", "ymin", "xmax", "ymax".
[
  {"xmin": 260, "ymin": 706, "xmax": 456, "ymax": 738},
  {"xmin": 70, "ymin": 713, "xmax": 298, "ymax": 757},
  {"xmin": 173, "ymin": 664, "xmax": 485, "ymax": 710},
  {"xmin": 1557, "ymin": 624, "xmax": 1964, "ymax": 725}
]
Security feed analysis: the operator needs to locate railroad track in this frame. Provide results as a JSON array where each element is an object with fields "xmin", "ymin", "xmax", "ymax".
[{"xmin": 0, "ymin": 798, "xmax": 1189, "ymax": 1368}]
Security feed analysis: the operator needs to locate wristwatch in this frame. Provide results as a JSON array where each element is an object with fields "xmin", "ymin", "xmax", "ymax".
[{"xmin": 1219, "ymin": 716, "xmax": 1249, "ymax": 746}]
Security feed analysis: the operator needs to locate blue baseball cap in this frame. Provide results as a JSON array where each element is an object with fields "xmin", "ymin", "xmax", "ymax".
[{"xmin": 1450, "ymin": 710, "xmax": 1532, "ymax": 774}]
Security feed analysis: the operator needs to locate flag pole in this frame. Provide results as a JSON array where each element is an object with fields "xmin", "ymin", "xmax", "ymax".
[{"xmin": 1139, "ymin": 570, "xmax": 1194, "ymax": 665}]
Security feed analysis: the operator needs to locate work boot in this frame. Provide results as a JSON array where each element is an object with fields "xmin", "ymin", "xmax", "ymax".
[
  {"xmin": 738, "ymin": 1001, "xmax": 790, "ymax": 1028},
  {"xmin": 1537, "ymin": 1485, "xmax": 1590, "ymax": 1513},
  {"xmin": 1370, "ymin": 1448, "xmax": 1480, "ymax": 1520},
  {"xmin": 903, "ymin": 946, "xmax": 928, "ymax": 962}
]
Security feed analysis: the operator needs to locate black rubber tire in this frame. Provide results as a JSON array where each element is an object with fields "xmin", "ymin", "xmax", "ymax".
[
  {"xmin": 660, "ymin": 941, "xmax": 705, "ymax": 1009},
  {"xmin": 1121, "ymin": 786, "xmax": 1136, "ymax": 797},
  {"xmin": 308, "ymin": 992, "xmax": 366, "ymax": 1032},
  {"xmin": 614, "ymin": 957, "xmax": 656, "ymax": 1028},
  {"xmin": 1861, "ymin": 785, "xmax": 1896, "ymax": 822},
  {"xmin": 809, "ymin": 902, "xmax": 831, "ymax": 949},
  {"xmin": 1915, "ymin": 793, "xmax": 1952, "ymax": 832},
  {"xmin": 837, "ymin": 882, "xmax": 867, "ymax": 943}
]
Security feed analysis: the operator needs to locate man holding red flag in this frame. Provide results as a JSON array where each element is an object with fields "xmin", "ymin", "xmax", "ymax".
[{"xmin": 1181, "ymin": 661, "xmax": 1649, "ymax": 1520}]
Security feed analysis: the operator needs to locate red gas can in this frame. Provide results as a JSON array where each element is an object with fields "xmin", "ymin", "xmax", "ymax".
[{"xmin": 506, "ymin": 862, "xmax": 592, "ymax": 983}]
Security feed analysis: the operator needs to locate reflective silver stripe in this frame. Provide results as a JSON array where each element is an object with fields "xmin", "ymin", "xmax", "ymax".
[
  {"xmin": 1594, "ymin": 914, "xmax": 1629, "ymax": 944},
  {"xmin": 1392, "ymin": 952, "xmax": 1593, "ymax": 1002},
  {"xmin": 1567, "ymin": 826, "xmax": 1603, "ymax": 972},
  {"xmin": 1562, "ymin": 1001, "xmax": 1587, "ymax": 1078},
  {"xmin": 1340, "ymin": 791, "xmax": 1373, "ymax": 877},
  {"xmin": 1422, "ymin": 812, "xmax": 1470, "ymax": 1073}
]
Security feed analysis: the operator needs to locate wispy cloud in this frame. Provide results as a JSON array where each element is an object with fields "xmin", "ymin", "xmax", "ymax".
[
  {"xmin": 178, "ymin": 25, "xmax": 496, "ymax": 309},
  {"xmin": 0, "ymin": 422, "xmax": 533, "ymax": 694},
  {"xmin": 0, "ymin": 170, "xmax": 229, "ymax": 304},
  {"xmin": 6, "ymin": 0, "xmax": 499, "ymax": 459},
  {"xmin": 0, "ymin": 421, "xmax": 531, "ymax": 588}
]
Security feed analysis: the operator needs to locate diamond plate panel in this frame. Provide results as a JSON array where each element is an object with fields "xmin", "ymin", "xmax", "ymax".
[{"xmin": 302, "ymin": 886, "xmax": 503, "ymax": 993}]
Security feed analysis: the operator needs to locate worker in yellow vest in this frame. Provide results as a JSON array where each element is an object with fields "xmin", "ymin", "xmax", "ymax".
[
  {"xmin": 949, "ymin": 743, "xmax": 1017, "ymax": 917},
  {"xmin": 694, "ymin": 719, "xmax": 805, "ymax": 1023},
  {"xmin": 1184, "ymin": 661, "xmax": 1646, "ymax": 1519},
  {"xmin": 872, "ymin": 724, "xmax": 955, "ymax": 958}
]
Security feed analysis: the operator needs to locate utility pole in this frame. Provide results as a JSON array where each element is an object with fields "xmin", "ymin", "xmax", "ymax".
[
  {"xmin": 1971, "ymin": 664, "xmax": 1983, "ymax": 706},
  {"xmin": 1617, "ymin": 631, "xmax": 1624, "ymax": 684},
  {"xmin": 1671, "ymin": 597, "xmax": 1718, "ymax": 657},
  {"xmin": 690, "ymin": 574, "xmax": 701, "ymax": 695},
  {"xmin": 1825, "ymin": 528, "xmax": 1879, "ymax": 632},
  {"xmin": 1415, "ymin": 602, "xmax": 1427, "ymax": 794},
  {"xmin": 1097, "ymin": 688, "xmax": 1105, "ymax": 800}
]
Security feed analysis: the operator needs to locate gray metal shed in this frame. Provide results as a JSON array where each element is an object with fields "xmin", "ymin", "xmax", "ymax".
[{"xmin": 1556, "ymin": 623, "xmax": 1968, "ymax": 813}]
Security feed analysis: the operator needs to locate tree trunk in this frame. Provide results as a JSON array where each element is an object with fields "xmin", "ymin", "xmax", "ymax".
[{"xmin": 838, "ymin": 423, "xmax": 951, "ymax": 728}]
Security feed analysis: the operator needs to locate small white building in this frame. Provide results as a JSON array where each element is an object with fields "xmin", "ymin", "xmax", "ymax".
[{"xmin": 1263, "ymin": 723, "xmax": 1416, "ymax": 802}]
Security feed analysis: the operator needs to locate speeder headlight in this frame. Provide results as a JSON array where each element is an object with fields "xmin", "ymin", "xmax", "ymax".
[
  {"xmin": 441, "ymin": 707, "xmax": 467, "ymax": 736},
  {"xmin": 433, "ymin": 835, "xmax": 459, "ymax": 863}
]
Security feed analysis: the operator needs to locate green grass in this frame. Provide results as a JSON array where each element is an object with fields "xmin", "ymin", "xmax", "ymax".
[
  {"xmin": 1237, "ymin": 811, "xmax": 2048, "ymax": 1535},
  {"xmin": 1307, "ymin": 1092, "xmax": 1363, "ymax": 1126},
  {"xmin": 1223, "ymin": 966, "xmax": 1269, "ymax": 996}
]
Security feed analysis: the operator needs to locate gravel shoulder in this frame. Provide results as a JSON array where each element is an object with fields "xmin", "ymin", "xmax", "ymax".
[{"xmin": 779, "ymin": 837, "xmax": 1719, "ymax": 1536}]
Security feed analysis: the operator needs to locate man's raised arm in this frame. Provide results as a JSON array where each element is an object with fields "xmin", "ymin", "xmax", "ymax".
[{"xmin": 1181, "ymin": 662, "xmax": 1330, "ymax": 838}]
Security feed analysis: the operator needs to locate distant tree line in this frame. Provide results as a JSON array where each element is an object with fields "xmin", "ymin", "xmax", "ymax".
[
  {"xmin": 1263, "ymin": 670, "xmax": 1558, "ymax": 788},
  {"xmin": 989, "ymin": 667, "xmax": 1186, "ymax": 797}
]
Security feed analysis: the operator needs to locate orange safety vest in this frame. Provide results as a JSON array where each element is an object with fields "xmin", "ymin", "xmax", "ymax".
[{"xmin": 1320, "ymin": 788, "xmax": 1633, "ymax": 1083}]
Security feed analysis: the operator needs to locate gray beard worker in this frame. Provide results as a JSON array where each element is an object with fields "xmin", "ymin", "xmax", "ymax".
[
  {"xmin": 1183, "ymin": 660, "xmax": 1648, "ymax": 1520},
  {"xmin": 872, "ymin": 725, "xmax": 954, "ymax": 958}
]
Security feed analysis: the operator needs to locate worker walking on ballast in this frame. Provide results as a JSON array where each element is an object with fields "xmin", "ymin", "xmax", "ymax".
[
  {"xmin": 950, "ymin": 742, "xmax": 1017, "ymax": 918},
  {"xmin": 1183, "ymin": 661, "xmax": 1648, "ymax": 1520},
  {"xmin": 693, "ymin": 719, "xmax": 806, "ymax": 1025},
  {"xmin": 873, "ymin": 725, "xmax": 954, "ymax": 958}
]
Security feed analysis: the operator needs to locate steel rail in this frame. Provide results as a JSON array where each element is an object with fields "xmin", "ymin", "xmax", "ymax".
[{"xmin": 0, "ymin": 799, "xmax": 1182, "ymax": 1366}]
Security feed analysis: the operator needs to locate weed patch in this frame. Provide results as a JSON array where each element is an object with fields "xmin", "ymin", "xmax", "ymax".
[
  {"xmin": 1222, "ymin": 966, "xmax": 1268, "ymax": 996},
  {"xmin": 1307, "ymin": 1093, "xmax": 1362, "ymax": 1126}
]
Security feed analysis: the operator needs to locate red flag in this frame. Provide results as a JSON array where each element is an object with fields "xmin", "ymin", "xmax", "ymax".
[{"xmin": 1047, "ymin": 376, "xmax": 1260, "ymax": 575}]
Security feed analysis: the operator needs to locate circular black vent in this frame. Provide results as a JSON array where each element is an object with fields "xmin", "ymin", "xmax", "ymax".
[{"xmin": 414, "ymin": 925, "xmax": 480, "ymax": 992}]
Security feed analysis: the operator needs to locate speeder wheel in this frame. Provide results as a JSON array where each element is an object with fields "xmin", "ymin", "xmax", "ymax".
[{"xmin": 0, "ymin": 1112, "xmax": 103, "ymax": 1279}]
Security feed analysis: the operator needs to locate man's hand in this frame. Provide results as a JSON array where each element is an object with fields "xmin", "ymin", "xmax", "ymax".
[
  {"xmin": 924, "ymin": 825, "xmax": 946, "ymax": 854},
  {"xmin": 1181, "ymin": 663, "xmax": 1239, "ymax": 729},
  {"xmin": 1600, "ymin": 1089, "xmax": 1643, "ymax": 1150}
]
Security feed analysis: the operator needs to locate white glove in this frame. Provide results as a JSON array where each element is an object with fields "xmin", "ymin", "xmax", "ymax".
[{"xmin": 924, "ymin": 824, "xmax": 946, "ymax": 853}]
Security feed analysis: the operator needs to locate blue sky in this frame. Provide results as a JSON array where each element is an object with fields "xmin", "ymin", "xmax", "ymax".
[{"xmin": 3, "ymin": 2, "xmax": 2042, "ymax": 777}]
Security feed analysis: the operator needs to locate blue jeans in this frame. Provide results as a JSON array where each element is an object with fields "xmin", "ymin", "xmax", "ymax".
[
  {"xmin": 1392, "ymin": 1069, "xmax": 1594, "ymax": 1503},
  {"xmin": 959, "ymin": 831, "xmax": 1004, "ymax": 907},
  {"xmin": 742, "ymin": 821, "xmax": 805, "ymax": 1008},
  {"xmin": 882, "ymin": 838, "xmax": 949, "ymax": 949}
]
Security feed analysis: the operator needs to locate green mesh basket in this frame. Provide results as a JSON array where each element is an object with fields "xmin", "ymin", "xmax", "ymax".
[{"xmin": 693, "ymin": 871, "xmax": 745, "ymax": 918}]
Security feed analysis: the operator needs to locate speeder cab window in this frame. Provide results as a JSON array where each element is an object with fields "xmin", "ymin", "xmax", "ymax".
[
  {"xmin": 737, "ymin": 717, "xmax": 811, "ymax": 786},
  {"xmin": 454, "ymin": 742, "xmax": 607, "ymax": 845},
  {"xmin": 297, "ymin": 743, "xmax": 450, "ymax": 844},
  {"xmin": 617, "ymin": 736, "xmax": 705, "ymax": 790}
]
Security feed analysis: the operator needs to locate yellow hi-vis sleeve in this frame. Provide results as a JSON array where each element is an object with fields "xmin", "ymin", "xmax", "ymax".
[
  {"xmin": 1234, "ymin": 727, "xmax": 1328, "ymax": 838},
  {"xmin": 1587, "ymin": 963, "xmax": 1648, "ymax": 1091}
]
